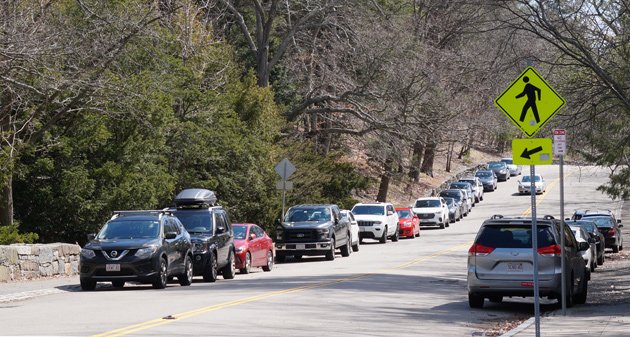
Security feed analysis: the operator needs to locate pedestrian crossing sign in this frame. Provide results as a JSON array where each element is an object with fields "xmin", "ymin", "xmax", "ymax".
[{"xmin": 494, "ymin": 66, "xmax": 565, "ymax": 137}]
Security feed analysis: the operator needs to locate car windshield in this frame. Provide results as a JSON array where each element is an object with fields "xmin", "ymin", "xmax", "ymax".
[
  {"xmin": 173, "ymin": 210, "xmax": 213, "ymax": 233},
  {"xmin": 286, "ymin": 207, "xmax": 331, "ymax": 222},
  {"xmin": 396, "ymin": 210, "xmax": 412, "ymax": 218},
  {"xmin": 233, "ymin": 225, "xmax": 247, "ymax": 239},
  {"xmin": 352, "ymin": 205, "xmax": 385, "ymax": 215},
  {"xmin": 501, "ymin": 159, "xmax": 513, "ymax": 164},
  {"xmin": 521, "ymin": 175, "xmax": 542, "ymax": 182},
  {"xmin": 476, "ymin": 171, "xmax": 492, "ymax": 178},
  {"xmin": 450, "ymin": 183, "xmax": 470, "ymax": 190},
  {"xmin": 585, "ymin": 216, "xmax": 615, "ymax": 228},
  {"xmin": 97, "ymin": 220, "xmax": 160, "ymax": 240},
  {"xmin": 440, "ymin": 191, "xmax": 462, "ymax": 201},
  {"xmin": 488, "ymin": 163, "xmax": 504, "ymax": 169},
  {"xmin": 476, "ymin": 225, "xmax": 555, "ymax": 248},
  {"xmin": 569, "ymin": 221, "xmax": 597, "ymax": 233},
  {"xmin": 415, "ymin": 200, "xmax": 441, "ymax": 208},
  {"xmin": 443, "ymin": 198, "xmax": 455, "ymax": 207}
]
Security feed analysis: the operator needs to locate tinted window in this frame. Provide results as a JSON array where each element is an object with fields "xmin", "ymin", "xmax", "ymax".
[
  {"xmin": 286, "ymin": 207, "xmax": 332, "ymax": 221},
  {"xmin": 173, "ymin": 210, "xmax": 213, "ymax": 233},
  {"xmin": 476, "ymin": 225, "xmax": 556, "ymax": 248},
  {"xmin": 440, "ymin": 191, "xmax": 462, "ymax": 201},
  {"xmin": 164, "ymin": 220, "xmax": 178, "ymax": 234},
  {"xmin": 415, "ymin": 199, "xmax": 441, "ymax": 208},
  {"xmin": 443, "ymin": 198, "xmax": 455, "ymax": 207},
  {"xmin": 476, "ymin": 171, "xmax": 492, "ymax": 178},
  {"xmin": 450, "ymin": 182, "xmax": 470, "ymax": 190},
  {"xmin": 351, "ymin": 205, "xmax": 385, "ymax": 215},
  {"xmin": 488, "ymin": 163, "xmax": 505, "ymax": 169},
  {"xmin": 501, "ymin": 159, "xmax": 513, "ymax": 164},
  {"xmin": 396, "ymin": 210, "xmax": 412, "ymax": 218},
  {"xmin": 253, "ymin": 226, "xmax": 265, "ymax": 237},
  {"xmin": 233, "ymin": 225, "xmax": 247, "ymax": 239},
  {"xmin": 586, "ymin": 216, "xmax": 615, "ymax": 228},
  {"xmin": 521, "ymin": 175, "xmax": 542, "ymax": 182},
  {"xmin": 97, "ymin": 220, "xmax": 160, "ymax": 240}
]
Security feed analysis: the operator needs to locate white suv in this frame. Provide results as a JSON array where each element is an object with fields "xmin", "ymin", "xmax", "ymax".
[
  {"xmin": 412, "ymin": 197, "xmax": 450, "ymax": 229},
  {"xmin": 351, "ymin": 203, "xmax": 399, "ymax": 243}
]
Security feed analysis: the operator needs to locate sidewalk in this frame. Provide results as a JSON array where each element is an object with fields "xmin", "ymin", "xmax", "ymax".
[{"xmin": 0, "ymin": 275, "xmax": 79, "ymax": 303}]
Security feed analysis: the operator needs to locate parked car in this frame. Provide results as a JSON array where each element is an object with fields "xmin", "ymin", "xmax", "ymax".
[
  {"xmin": 475, "ymin": 170, "xmax": 498, "ymax": 192},
  {"xmin": 352, "ymin": 202, "xmax": 399, "ymax": 243},
  {"xmin": 518, "ymin": 174, "xmax": 546, "ymax": 195},
  {"xmin": 572, "ymin": 209, "xmax": 621, "ymax": 224},
  {"xmin": 443, "ymin": 197, "xmax": 462, "ymax": 223},
  {"xmin": 395, "ymin": 207, "xmax": 420, "ymax": 238},
  {"xmin": 79, "ymin": 210, "xmax": 193, "ymax": 290},
  {"xmin": 501, "ymin": 157, "xmax": 522, "ymax": 176},
  {"xmin": 233, "ymin": 224, "xmax": 274, "ymax": 274},
  {"xmin": 578, "ymin": 215, "xmax": 624, "ymax": 253},
  {"xmin": 169, "ymin": 189, "xmax": 236, "ymax": 282},
  {"xmin": 459, "ymin": 177, "xmax": 484, "ymax": 202},
  {"xmin": 340, "ymin": 210, "xmax": 361, "ymax": 252},
  {"xmin": 570, "ymin": 225, "xmax": 596, "ymax": 273},
  {"xmin": 487, "ymin": 161, "xmax": 510, "ymax": 182},
  {"xmin": 439, "ymin": 189, "xmax": 470, "ymax": 216},
  {"xmin": 566, "ymin": 219, "xmax": 605, "ymax": 266},
  {"xmin": 460, "ymin": 189, "xmax": 474, "ymax": 212},
  {"xmin": 467, "ymin": 214, "xmax": 589, "ymax": 308},
  {"xmin": 412, "ymin": 197, "xmax": 450, "ymax": 229},
  {"xmin": 450, "ymin": 181, "xmax": 477, "ymax": 205},
  {"xmin": 276, "ymin": 204, "xmax": 352, "ymax": 261}
]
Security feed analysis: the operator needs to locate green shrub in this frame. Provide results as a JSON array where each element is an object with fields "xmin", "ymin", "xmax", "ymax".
[{"xmin": 0, "ymin": 225, "xmax": 39, "ymax": 245}]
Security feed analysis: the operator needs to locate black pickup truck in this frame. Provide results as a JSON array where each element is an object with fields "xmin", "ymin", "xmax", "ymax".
[
  {"xmin": 169, "ymin": 189, "xmax": 236, "ymax": 282},
  {"xmin": 274, "ymin": 204, "xmax": 352, "ymax": 262}
]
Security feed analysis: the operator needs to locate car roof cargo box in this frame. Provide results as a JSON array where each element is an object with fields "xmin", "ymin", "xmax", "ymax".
[{"xmin": 175, "ymin": 188, "xmax": 218, "ymax": 207}]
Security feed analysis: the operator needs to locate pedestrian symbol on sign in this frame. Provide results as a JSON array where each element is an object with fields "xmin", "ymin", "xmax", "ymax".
[{"xmin": 515, "ymin": 76, "xmax": 541, "ymax": 125}]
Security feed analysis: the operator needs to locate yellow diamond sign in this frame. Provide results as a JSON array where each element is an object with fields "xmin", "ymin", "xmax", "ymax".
[
  {"xmin": 512, "ymin": 138, "xmax": 553, "ymax": 165},
  {"xmin": 495, "ymin": 67, "xmax": 565, "ymax": 137}
]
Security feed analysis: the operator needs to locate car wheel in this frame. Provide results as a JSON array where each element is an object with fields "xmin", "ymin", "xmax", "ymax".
[
  {"xmin": 573, "ymin": 271, "xmax": 588, "ymax": 305},
  {"xmin": 262, "ymin": 251, "xmax": 274, "ymax": 272},
  {"xmin": 352, "ymin": 240, "xmax": 360, "ymax": 252},
  {"xmin": 221, "ymin": 251, "xmax": 236, "ymax": 279},
  {"xmin": 415, "ymin": 230, "xmax": 420, "ymax": 237},
  {"xmin": 275, "ymin": 254, "xmax": 285, "ymax": 263},
  {"xmin": 80, "ymin": 278, "xmax": 96, "ymax": 291},
  {"xmin": 203, "ymin": 251, "xmax": 218, "ymax": 282},
  {"xmin": 112, "ymin": 281, "xmax": 125, "ymax": 288},
  {"xmin": 439, "ymin": 221, "xmax": 445, "ymax": 229},
  {"xmin": 468, "ymin": 293, "xmax": 484, "ymax": 308},
  {"xmin": 597, "ymin": 252, "xmax": 604, "ymax": 265},
  {"xmin": 294, "ymin": 254, "xmax": 303, "ymax": 260},
  {"xmin": 326, "ymin": 237, "xmax": 336, "ymax": 260},
  {"xmin": 178, "ymin": 255, "xmax": 193, "ymax": 286},
  {"xmin": 341, "ymin": 234, "xmax": 351, "ymax": 257},
  {"xmin": 240, "ymin": 252, "xmax": 252, "ymax": 274},
  {"xmin": 379, "ymin": 227, "xmax": 387, "ymax": 244},
  {"xmin": 152, "ymin": 258, "xmax": 168, "ymax": 289},
  {"xmin": 391, "ymin": 226, "xmax": 399, "ymax": 242},
  {"xmin": 613, "ymin": 245, "xmax": 619, "ymax": 253}
]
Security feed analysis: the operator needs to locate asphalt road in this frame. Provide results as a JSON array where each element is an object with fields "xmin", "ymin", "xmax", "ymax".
[{"xmin": 0, "ymin": 165, "xmax": 622, "ymax": 337}]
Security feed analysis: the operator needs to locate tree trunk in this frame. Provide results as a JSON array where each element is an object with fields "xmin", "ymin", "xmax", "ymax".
[
  {"xmin": 0, "ymin": 175, "xmax": 13, "ymax": 226},
  {"xmin": 409, "ymin": 141, "xmax": 424, "ymax": 182},
  {"xmin": 376, "ymin": 157, "xmax": 393, "ymax": 202},
  {"xmin": 446, "ymin": 142, "xmax": 454, "ymax": 172},
  {"xmin": 420, "ymin": 142, "xmax": 436, "ymax": 177},
  {"xmin": 256, "ymin": 46, "xmax": 270, "ymax": 87}
]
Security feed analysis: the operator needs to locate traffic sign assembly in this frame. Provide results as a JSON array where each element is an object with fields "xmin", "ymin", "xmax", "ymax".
[
  {"xmin": 553, "ymin": 129, "xmax": 567, "ymax": 156},
  {"xmin": 494, "ymin": 67, "xmax": 566, "ymax": 137},
  {"xmin": 512, "ymin": 138, "xmax": 553, "ymax": 165}
]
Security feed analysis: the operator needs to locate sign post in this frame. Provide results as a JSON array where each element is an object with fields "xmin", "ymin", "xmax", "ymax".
[
  {"xmin": 496, "ymin": 66, "xmax": 566, "ymax": 337},
  {"xmin": 275, "ymin": 158, "xmax": 296, "ymax": 219},
  {"xmin": 553, "ymin": 129, "xmax": 567, "ymax": 315}
]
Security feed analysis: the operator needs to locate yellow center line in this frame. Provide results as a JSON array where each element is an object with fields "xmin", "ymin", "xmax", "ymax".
[
  {"xmin": 521, "ymin": 169, "xmax": 574, "ymax": 217},
  {"xmin": 91, "ymin": 243, "xmax": 468, "ymax": 337}
]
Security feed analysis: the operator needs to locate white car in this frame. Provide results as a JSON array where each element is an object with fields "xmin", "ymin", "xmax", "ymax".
[
  {"xmin": 518, "ymin": 174, "xmax": 546, "ymax": 194},
  {"xmin": 412, "ymin": 197, "xmax": 450, "ymax": 229},
  {"xmin": 351, "ymin": 202, "xmax": 399, "ymax": 244},
  {"xmin": 340, "ymin": 210, "xmax": 360, "ymax": 252},
  {"xmin": 571, "ymin": 225, "xmax": 596, "ymax": 272}
]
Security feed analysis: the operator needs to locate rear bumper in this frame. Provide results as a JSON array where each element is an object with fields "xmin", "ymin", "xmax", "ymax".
[{"xmin": 467, "ymin": 271, "xmax": 562, "ymax": 297}]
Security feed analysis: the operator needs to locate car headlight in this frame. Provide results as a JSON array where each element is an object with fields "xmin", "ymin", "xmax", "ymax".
[
  {"xmin": 193, "ymin": 242, "xmax": 208, "ymax": 253},
  {"xmin": 403, "ymin": 221, "xmax": 412, "ymax": 227},
  {"xmin": 135, "ymin": 246, "xmax": 158, "ymax": 259},
  {"xmin": 80, "ymin": 248, "xmax": 95, "ymax": 259},
  {"xmin": 317, "ymin": 228, "xmax": 330, "ymax": 239}
]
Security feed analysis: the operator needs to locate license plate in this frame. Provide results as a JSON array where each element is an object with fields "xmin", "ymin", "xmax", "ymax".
[
  {"xmin": 507, "ymin": 262, "xmax": 523, "ymax": 272},
  {"xmin": 106, "ymin": 264, "xmax": 120, "ymax": 272}
]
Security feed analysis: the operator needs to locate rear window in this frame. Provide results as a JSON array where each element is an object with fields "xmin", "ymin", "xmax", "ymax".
[
  {"xmin": 476, "ymin": 225, "xmax": 556, "ymax": 248},
  {"xmin": 173, "ymin": 210, "xmax": 214, "ymax": 233},
  {"xmin": 414, "ymin": 199, "xmax": 441, "ymax": 208},
  {"xmin": 585, "ymin": 216, "xmax": 615, "ymax": 228},
  {"xmin": 396, "ymin": 209, "xmax": 412, "ymax": 218},
  {"xmin": 351, "ymin": 205, "xmax": 385, "ymax": 216}
]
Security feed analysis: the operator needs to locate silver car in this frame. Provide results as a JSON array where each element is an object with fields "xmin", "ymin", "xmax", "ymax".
[
  {"xmin": 467, "ymin": 215, "xmax": 590, "ymax": 308},
  {"xmin": 501, "ymin": 157, "xmax": 522, "ymax": 176}
]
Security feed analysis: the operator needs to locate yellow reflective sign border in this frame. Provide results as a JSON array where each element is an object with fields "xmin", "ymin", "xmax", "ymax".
[
  {"xmin": 512, "ymin": 138, "xmax": 553, "ymax": 165},
  {"xmin": 494, "ymin": 67, "xmax": 566, "ymax": 138}
]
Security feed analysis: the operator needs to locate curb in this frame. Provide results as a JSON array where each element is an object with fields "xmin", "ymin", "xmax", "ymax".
[{"xmin": 499, "ymin": 317, "xmax": 535, "ymax": 337}]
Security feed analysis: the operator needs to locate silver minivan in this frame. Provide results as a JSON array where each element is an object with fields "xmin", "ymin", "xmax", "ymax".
[{"xmin": 467, "ymin": 215, "xmax": 590, "ymax": 308}]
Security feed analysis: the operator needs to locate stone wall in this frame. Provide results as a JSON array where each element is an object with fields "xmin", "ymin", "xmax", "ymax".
[{"xmin": 0, "ymin": 243, "xmax": 81, "ymax": 282}]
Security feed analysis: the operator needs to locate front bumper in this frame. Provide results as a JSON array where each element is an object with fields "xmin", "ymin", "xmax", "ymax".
[
  {"xmin": 519, "ymin": 186, "xmax": 543, "ymax": 194},
  {"xmin": 275, "ymin": 240, "xmax": 333, "ymax": 256},
  {"xmin": 399, "ymin": 226, "xmax": 415, "ymax": 237},
  {"xmin": 80, "ymin": 254, "xmax": 160, "ymax": 283}
]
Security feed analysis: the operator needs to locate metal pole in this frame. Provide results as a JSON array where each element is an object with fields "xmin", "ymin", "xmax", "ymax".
[
  {"xmin": 559, "ymin": 155, "xmax": 566, "ymax": 315},
  {"xmin": 281, "ymin": 180, "xmax": 287, "ymax": 220},
  {"xmin": 530, "ymin": 165, "xmax": 541, "ymax": 337}
]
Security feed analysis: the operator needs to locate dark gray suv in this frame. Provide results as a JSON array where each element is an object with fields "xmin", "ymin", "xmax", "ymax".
[{"xmin": 467, "ymin": 215, "xmax": 590, "ymax": 308}]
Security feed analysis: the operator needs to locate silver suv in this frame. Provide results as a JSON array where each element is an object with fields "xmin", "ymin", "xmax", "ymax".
[{"xmin": 467, "ymin": 215, "xmax": 590, "ymax": 308}]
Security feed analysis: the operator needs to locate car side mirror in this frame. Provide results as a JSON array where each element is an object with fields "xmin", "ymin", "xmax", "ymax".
[
  {"xmin": 216, "ymin": 225, "xmax": 225, "ymax": 234},
  {"xmin": 249, "ymin": 233, "xmax": 257, "ymax": 240},
  {"xmin": 165, "ymin": 232, "xmax": 177, "ymax": 240},
  {"xmin": 578, "ymin": 241, "xmax": 590, "ymax": 251},
  {"xmin": 618, "ymin": 224, "xmax": 623, "ymax": 228},
  {"xmin": 387, "ymin": 211, "xmax": 394, "ymax": 216},
  {"xmin": 588, "ymin": 237, "xmax": 595, "ymax": 244},
  {"xmin": 87, "ymin": 233, "xmax": 96, "ymax": 241}
]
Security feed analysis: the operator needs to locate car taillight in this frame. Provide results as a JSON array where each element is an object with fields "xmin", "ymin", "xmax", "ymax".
[
  {"xmin": 607, "ymin": 228, "xmax": 616, "ymax": 236},
  {"xmin": 538, "ymin": 244, "xmax": 561, "ymax": 256},
  {"xmin": 468, "ymin": 243, "xmax": 495, "ymax": 256}
]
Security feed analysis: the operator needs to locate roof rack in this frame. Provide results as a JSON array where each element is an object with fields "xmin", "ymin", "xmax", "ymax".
[
  {"xmin": 110, "ymin": 210, "xmax": 173, "ymax": 220},
  {"xmin": 490, "ymin": 214, "xmax": 504, "ymax": 219},
  {"xmin": 175, "ymin": 188, "xmax": 218, "ymax": 207},
  {"xmin": 543, "ymin": 215, "xmax": 555, "ymax": 220}
]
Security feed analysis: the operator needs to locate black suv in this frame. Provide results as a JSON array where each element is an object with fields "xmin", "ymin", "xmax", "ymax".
[
  {"xmin": 80, "ymin": 210, "xmax": 193, "ymax": 290},
  {"xmin": 275, "ymin": 204, "xmax": 352, "ymax": 262},
  {"xmin": 572, "ymin": 210, "xmax": 624, "ymax": 253},
  {"xmin": 169, "ymin": 189, "xmax": 236, "ymax": 282}
]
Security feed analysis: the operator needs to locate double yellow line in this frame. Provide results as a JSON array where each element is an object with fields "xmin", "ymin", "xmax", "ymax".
[
  {"xmin": 92, "ymin": 244, "xmax": 469, "ymax": 337},
  {"xmin": 520, "ymin": 169, "xmax": 572, "ymax": 217}
]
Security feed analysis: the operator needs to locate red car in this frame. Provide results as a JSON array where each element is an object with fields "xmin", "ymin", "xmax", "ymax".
[
  {"xmin": 396, "ymin": 207, "xmax": 420, "ymax": 238},
  {"xmin": 233, "ymin": 224, "xmax": 275, "ymax": 274}
]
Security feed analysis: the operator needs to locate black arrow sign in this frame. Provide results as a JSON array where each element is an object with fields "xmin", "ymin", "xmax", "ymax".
[{"xmin": 521, "ymin": 146, "xmax": 543, "ymax": 159}]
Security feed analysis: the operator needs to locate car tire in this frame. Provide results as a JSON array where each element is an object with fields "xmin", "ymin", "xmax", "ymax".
[
  {"xmin": 341, "ymin": 235, "xmax": 351, "ymax": 257},
  {"xmin": 561, "ymin": 276, "xmax": 575, "ymax": 308},
  {"xmin": 221, "ymin": 251, "xmax": 236, "ymax": 279},
  {"xmin": 112, "ymin": 281, "xmax": 125, "ymax": 288},
  {"xmin": 573, "ymin": 272, "xmax": 588, "ymax": 305},
  {"xmin": 352, "ymin": 239, "xmax": 360, "ymax": 252},
  {"xmin": 203, "ymin": 251, "xmax": 218, "ymax": 282},
  {"xmin": 597, "ymin": 252, "xmax": 604, "ymax": 266},
  {"xmin": 178, "ymin": 255, "xmax": 193, "ymax": 286},
  {"xmin": 275, "ymin": 254, "xmax": 285, "ymax": 263},
  {"xmin": 326, "ymin": 237, "xmax": 336, "ymax": 260},
  {"xmin": 379, "ymin": 228, "xmax": 387, "ymax": 244},
  {"xmin": 240, "ymin": 252, "xmax": 252, "ymax": 274},
  {"xmin": 80, "ymin": 278, "xmax": 96, "ymax": 291},
  {"xmin": 439, "ymin": 221, "xmax": 445, "ymax": 229},
  {"xmin": 391, "ymin": 227, "xmax": 399, "ymax": 242},
  {"xmin": 468, "ymin": 293, "xmax": 484, "ymax": 308},
  {"xmin": 262, "ymin": 251, "xmax": 274, "ymax": 272},
  {"xmin": 613, "ymin": 245, "xmax": 619, "ymax": 253},
  {"xmin": 152, "ymin": 258, "xmax": 168, "ymax": 289}
]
